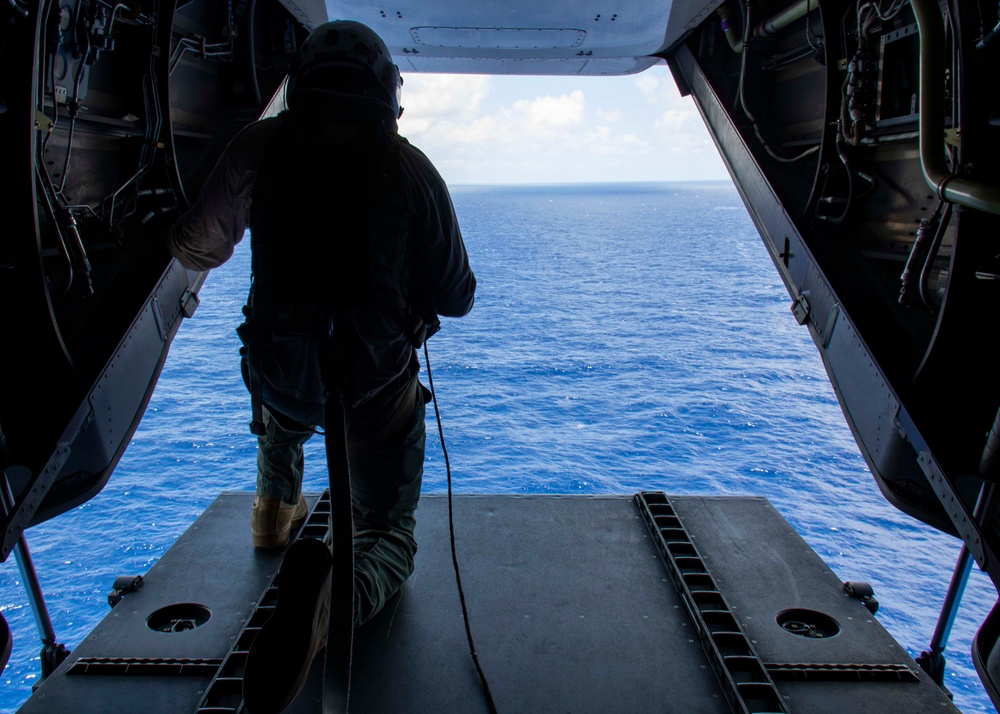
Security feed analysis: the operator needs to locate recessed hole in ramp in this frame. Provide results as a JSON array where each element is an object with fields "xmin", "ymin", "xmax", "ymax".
[
  {"xmin": 776, "ymin": 608, "xmax": 841, "ymax": 638},
  {"xmin": 146, "ymin": 603, "xmax": 212, "ymax": 633}
]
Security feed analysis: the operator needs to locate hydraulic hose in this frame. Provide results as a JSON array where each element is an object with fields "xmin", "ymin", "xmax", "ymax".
[
  {"xmin": 755, "ymin": 0, "xmax": 818, "ymax": 38},
  {"xmin": 717, "ymin": 0, "xmax": 818, "ymax": 52},
  {"xmin": 717, "ymin": 3, "xmax": 744, "ymax": 53},
  {"xmin": 911, "ymin": 0, "xmax": 1000, "ymax": 214}
]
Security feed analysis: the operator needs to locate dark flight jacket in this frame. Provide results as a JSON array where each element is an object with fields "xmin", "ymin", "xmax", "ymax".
[{"xmin": 167, "ymin": 109, "xmax": 476, "ymax": 424}]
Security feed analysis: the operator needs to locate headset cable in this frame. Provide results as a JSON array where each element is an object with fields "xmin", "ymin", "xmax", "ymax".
[{"xmin": 423, "ymin": 342, "xmax": 499, "ymax": 714}]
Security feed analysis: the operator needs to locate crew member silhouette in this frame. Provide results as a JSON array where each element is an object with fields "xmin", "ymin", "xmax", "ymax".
[{"xmin": 167, "ymin": 19, "xmax": 476, "ymax": 711}]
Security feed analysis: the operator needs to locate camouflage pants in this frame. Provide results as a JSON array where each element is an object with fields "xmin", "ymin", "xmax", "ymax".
[{"xmin": 256, "ymin": 373, "xmax": 425, "ymax": 626}]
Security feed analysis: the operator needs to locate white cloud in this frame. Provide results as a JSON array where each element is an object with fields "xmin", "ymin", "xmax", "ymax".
[
  {"xmin": 656, "ymin": 107, "xmax": 698, "ymax": 131},
  {"xmin": 582, "ymin": 127, "xmax": 649, "ymax": 156},
  {"xmin": 400, "ymin": 74, "xmax": 491, "ymax": 120},
  {"xmin": 403, "ymin": 89, "xmax": 587, "ymax": 148},
  {"xmin": 396, "ymin": 68, "xmax": 727, "ymax": 184},
  {"xmin": 634, "ymin": 73, "xmax": 663, "ymax": 103},
  {"xmin": 512, "ymin": 90, "xmax": 585, "ymax": 128}
]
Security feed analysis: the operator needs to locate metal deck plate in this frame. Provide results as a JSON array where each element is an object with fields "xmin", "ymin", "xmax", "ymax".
[
  {"xmin": 668, "ymin": 496, "xmax": 957, "ymax": 713},
  {"xmin": 19, "ymin": 494, "xmax": 957, "ymax": 713}
]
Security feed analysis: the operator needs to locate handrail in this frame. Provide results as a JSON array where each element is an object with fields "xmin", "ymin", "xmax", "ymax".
[{"xmin": 911, "ymin": 0, "xmax": 1000, "ymax": 214}]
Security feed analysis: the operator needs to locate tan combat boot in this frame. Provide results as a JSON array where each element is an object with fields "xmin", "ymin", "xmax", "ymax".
[{"xmin": 251, "ymin": 496, "xmax": 309, "ymax": 548}]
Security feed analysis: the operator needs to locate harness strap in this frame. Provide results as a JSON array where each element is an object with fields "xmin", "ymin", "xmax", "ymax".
[
  {"xmin": 322, "ymin": 392, "xmax": 355, "ymax": 713},
  {"xmin": 246, "ymin": 344, "xmax": 267, "ymax": 436},
  {"xmin": 239, "ymin": 302, "xmax": 273, "ymax": 436}
]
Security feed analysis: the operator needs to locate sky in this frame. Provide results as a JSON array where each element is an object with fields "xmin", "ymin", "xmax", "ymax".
[{"xmin": 394, "ymin": 63, "xmax": 730, "ymax": 185}]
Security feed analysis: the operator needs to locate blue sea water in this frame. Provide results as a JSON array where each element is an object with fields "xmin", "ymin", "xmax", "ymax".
[{"xmin": 1, "ymin": 180, "xmax": 997, "ymax": 712}]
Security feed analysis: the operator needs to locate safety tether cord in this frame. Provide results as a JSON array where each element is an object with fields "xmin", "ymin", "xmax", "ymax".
[
  {"xmin": 423, "ymin": 342, "xmax": 499, "ymax": 714},
  {"xmin": 323, "ymin": 393, "xmax": 355, "ymax": 713}
]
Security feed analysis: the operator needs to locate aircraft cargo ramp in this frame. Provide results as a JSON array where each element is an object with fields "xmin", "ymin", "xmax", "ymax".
[{"xmin": 19, "ymin": 494, "xmax": 957, "ymax": 713}]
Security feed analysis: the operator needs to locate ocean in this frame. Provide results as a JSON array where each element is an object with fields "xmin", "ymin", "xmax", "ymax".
[{"xmin": 1, "ymin": 181, "xmax": 996, "ymax": 712}]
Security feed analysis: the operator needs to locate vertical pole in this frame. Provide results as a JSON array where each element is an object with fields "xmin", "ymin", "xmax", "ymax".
[
  {"xmin": 919, "ymin": 483, "xmax": 994, "ymax": 686},
  {"xmin": 0, "ymin": 476, "xmax": 57, "ymax": 648},
  {"xmin": 928, "ymin": 544, "xmax": 976, "ymax": 656}
]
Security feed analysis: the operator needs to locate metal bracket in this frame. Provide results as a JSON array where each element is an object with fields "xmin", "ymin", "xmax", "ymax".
[
  {"xmin": 180, "ymin": 288, "xmax": 200, "ymax": 319},
  {"xmin": 843, "ymin": 581, "xmax": 880, "ymax": 614},
  {"xmin": 108, "ymin": 575, "xmax": 145, "ymax": 608},
  {"xmin": 792, "ymin": 291, "xmax": 811, "ymax": 325}
]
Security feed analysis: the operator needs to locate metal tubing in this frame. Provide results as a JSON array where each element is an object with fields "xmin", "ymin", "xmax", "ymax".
[
  {"xmin": 717, "ymin": 4, "xmax": 744, "ymax": 53},
  {"xmin": 929, "ymin": 543, "xmax": 975, "ymax": 652},
  {"xmin": 977, "ymin": 19, "xmax": 1000, "ymax": 50},
  {"xmin": 718, "ymin": 0, "xmax": 818, "ymax": 53},
  {"xmin": 928, "ymin": 483, "xmax": 994, "ymax": 653},
  {"xmin": 918, "ymin": 201, "xmax": 952, "ymax": 310},
  {"xmin": 911, "ymin": 0, "xmax": 1000, "ymax": 214},
  {"xmin": 755, "ymin": 0, "xmax": 817, "ymax": 38},
  {"xmin": 0, "ymin": 479, "xmax": 57, "ymax": 645}
]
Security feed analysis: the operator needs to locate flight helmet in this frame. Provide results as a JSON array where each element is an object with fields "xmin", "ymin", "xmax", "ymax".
[{"xmin": 290, "ymin": 20, "xmax": 403, "ymax": 118}]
